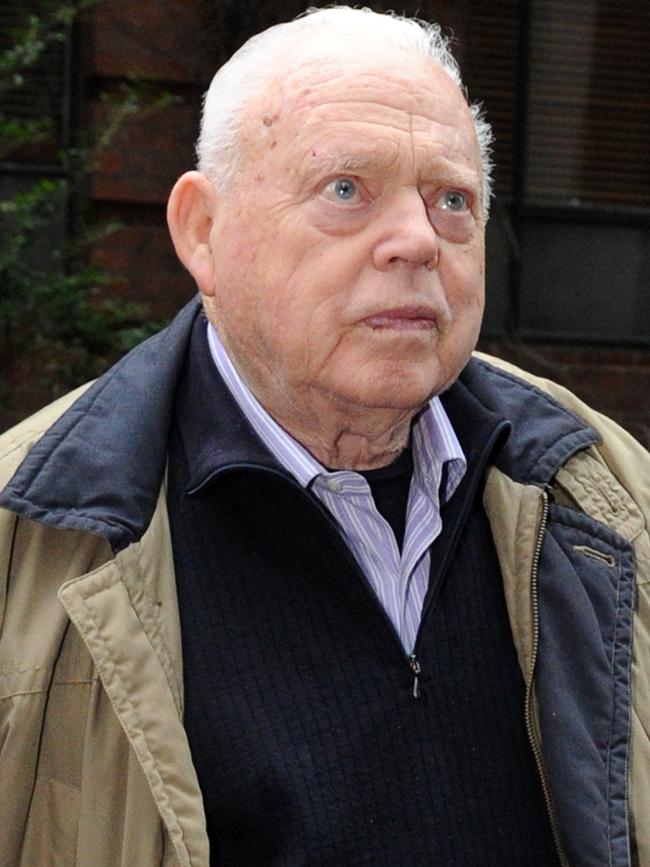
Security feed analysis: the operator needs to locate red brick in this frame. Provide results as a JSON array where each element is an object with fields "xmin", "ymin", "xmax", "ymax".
[
  {"xmin": 91, "ymin": 0, "xmax": 208, "ymax": 82},
  {"xmin": 90, "ymin": 221, "xmax": 196, "ymax": 319},
  {"xmin": 91, "ymin": 98, "xmax": 198, "ymax": 204}
]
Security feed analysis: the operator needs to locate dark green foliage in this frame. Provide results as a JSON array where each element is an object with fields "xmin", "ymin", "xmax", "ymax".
[
  {"xmin": 0, "ymin": 177, "xmax": 158, "ymax": 387},
  {"xmin": 0, "ymin": 1, "xmax": 166, "ymax": 428}
]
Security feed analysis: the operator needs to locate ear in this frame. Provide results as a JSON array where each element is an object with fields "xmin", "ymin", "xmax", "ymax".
[{"xmin": 167, "ymin": 171, "xmax": 219, "ymax": 296}]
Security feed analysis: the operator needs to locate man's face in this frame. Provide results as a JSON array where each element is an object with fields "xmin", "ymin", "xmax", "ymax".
[{"xmin": 206, "ymin": 52, "xmax": 485, "ymax": 414}]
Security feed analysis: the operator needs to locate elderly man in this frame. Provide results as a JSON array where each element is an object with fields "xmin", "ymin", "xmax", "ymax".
[{"xmin": 1, "ymin": 7, "xmax": 649, "ymax": 867}]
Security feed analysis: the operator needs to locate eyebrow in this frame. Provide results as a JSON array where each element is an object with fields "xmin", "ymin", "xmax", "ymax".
[
  {"xmin": 299, "ymin": 147, "xmax": 481, "ymax": 191},
  {"xmin": 425, "ymin": 162, "xmax": 481, "ymax": 191},
  {"xmin": 303, "ymin": 152, "xmax": 379, "ymax": 178}
]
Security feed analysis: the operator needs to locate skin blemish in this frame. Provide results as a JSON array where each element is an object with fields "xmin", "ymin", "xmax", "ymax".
[
  {"xmin": 270, "ymin": 140, "xmax": 277, "ymax": 149},
  {"xmin": 263, "ymin": 114, "xmax": 276, "ymax": 127}
]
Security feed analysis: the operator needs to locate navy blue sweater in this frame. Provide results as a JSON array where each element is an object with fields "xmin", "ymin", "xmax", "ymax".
[{"xmin": 167, "ymin": 318, "xmax": 559, "ymax": 866}]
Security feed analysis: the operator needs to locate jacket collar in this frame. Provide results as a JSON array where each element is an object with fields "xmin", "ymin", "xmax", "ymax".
[
  {"xmin": 0, "ymin": 297, "xmax": 202, "ymax": 552},
  {"xmin": 172, "ymin": 311, "xmax": 284, "ymax": 496},
  {"xmin": 457, "ymin": 359, "xmax": 601, "ymax": 487},
  {"xmin": 0, "ymin": 296, "xmax": 600, "ymax": 552}
]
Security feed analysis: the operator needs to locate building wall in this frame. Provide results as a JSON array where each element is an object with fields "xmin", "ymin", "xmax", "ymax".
[
  {"xmin": 85, "ymin": 0, "xmax": 205, "ymax": 320},
  {"xmin": 7, "ymin": 0, "xmax": 648, "ymax": 446}
]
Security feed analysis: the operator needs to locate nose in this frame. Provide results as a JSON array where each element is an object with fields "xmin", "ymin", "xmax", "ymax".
[{"xmin": 372, "ymin": 190, "xmax": 439, "ymax": 271}]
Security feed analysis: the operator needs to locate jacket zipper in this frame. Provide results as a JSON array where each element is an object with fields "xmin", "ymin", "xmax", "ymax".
[{"xmin": 524, "ymin": 490, "xmax": 569, "ymax": 867}]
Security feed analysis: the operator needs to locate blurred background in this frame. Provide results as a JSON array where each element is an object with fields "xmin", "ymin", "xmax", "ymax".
[{"xmin": 1, "ymin": 0, "xmax": 648, "ymax": 444}]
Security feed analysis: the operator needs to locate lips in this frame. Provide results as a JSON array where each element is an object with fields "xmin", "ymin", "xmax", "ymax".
[{"xmin": 361, "ymin": 306, "xmax": 438, "ymax": 331}]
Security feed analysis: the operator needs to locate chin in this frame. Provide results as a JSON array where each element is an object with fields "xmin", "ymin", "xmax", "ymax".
[{"xmin": 341, "ymin": 363, "xmax": 450, "ymax": 412}]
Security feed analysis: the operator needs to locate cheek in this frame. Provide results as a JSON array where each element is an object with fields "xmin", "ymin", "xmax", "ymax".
[
  {"xmin": 277, "ymin": 292, "xmax": 341, "ymax": 361},
  {"xmin": 278, "ymin": 253, "xmax": 356, "ymax": 335},
  {"xmin": 451, "ymin": 280, "xmax": 484, "ymax": 337},
  {"xmin": 443, "ymin": 242, "xmax": 485, "ymax": 308},
  {"xmin": 223, "ymin": 231, "xmax": 259, "ymax": 271}
]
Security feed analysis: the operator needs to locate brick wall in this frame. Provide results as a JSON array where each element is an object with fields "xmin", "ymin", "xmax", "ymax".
[{"xmin": 85, "ymin": 0, "xmax": 207, "ymax": 319}]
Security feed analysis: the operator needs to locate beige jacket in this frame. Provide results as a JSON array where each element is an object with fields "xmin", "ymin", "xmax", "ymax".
[{"xmin": 0, "ymin": 308, "xmax": 649, "ymax": 866}]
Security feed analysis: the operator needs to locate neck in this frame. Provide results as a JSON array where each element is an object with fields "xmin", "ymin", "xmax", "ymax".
[
  {"xmin": 257, "ymin": 384, "xmax": 418, "ymax": 470},
  {"xmin": 295, "ymin": 409, "xmax": 416, "ymax": 470}
]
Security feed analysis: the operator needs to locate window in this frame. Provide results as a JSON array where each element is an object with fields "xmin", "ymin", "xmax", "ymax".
[{"xmin": 465, "ymin": 0, "xmax": 650, "ymax": 345}]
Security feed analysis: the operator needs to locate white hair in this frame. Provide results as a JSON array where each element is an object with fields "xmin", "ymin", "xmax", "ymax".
[{"xmin": 197, "ymin": 6, "xmax": 494, "ymax": 217}]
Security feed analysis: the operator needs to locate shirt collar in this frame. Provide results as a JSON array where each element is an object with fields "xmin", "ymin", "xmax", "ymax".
[
  {"xmin": 207, "ymin": 322, "xmax": 322, "ymax": 487},
  {"xmin": 207, "ymin": 322, "xmax": 466, "ymax": 502}
]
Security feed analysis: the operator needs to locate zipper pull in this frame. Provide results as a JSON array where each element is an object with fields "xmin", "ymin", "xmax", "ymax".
[{"xmin": 409, "ymin": 653, "xmax": 421, "ymax": 699}]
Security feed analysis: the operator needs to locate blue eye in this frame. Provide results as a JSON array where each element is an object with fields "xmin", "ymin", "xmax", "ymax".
[
  {"xmin": 330, "ymin": 178, "xmax": 358, "ymax": 201},
  {"xmin": 442, "ymin": 190, "xmax": 468, "ymax": 211}
]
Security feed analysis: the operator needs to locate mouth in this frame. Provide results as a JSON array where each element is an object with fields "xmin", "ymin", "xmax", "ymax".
[{"xmin": 360, "ymin": 306, "xmax": 438, "ymax": 331}]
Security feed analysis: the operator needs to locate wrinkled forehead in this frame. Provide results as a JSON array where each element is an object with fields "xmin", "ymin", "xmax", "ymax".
[
  {"xmin": 253, "ymin": 44, "xmax": 473, "ymax": 134},
  {"xmin": 242, "ymin": 48, "xmax": 480, "ymax": 175}
]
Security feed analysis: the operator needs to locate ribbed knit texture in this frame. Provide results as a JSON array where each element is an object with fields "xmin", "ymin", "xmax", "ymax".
[{"xmin": 168, "ymin": 438, "xmax": 559, "ymax": 866}]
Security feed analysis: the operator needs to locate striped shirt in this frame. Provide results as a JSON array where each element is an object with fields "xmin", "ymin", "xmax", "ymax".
[{"xmin": 207, "ymin": 323, "xmax": 466, "ymax": 653}]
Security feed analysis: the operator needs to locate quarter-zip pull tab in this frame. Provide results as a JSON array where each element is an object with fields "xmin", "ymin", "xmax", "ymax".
[{"xmin": 409, "ymin": 653, "xmax": 421, "ymax": 699}]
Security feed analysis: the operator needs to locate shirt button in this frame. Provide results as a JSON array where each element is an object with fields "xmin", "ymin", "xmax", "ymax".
[{"xmin": 326, "ymin": 478, "xmax": 343, "ymax": 493}]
